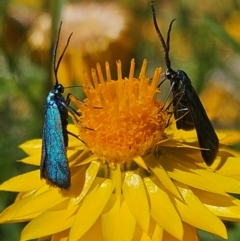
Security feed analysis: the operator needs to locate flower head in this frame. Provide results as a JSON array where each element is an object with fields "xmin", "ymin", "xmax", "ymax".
[
  {"xmin": 71, "ymin": 59, "xmax": 166, "ymax": 164},
  {"xmin": 1, "ymin": 60, "xmax": 240, "ymax": 241},
  {"xmin": 200, "ymin": 79, "xmax": 240, "ymax": 128}
]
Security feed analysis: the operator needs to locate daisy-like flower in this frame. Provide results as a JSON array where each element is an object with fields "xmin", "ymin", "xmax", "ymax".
[
  {"xmin": 200, "ymin": 81, "xmax": 240, "ymax": 127},
  {"xmin": 1, "ymin": 60, "xmax": 240, "ymax": 241},
  {"xmin": 224, "ymin": 10, "xmax": 240, "ymax": 43}
]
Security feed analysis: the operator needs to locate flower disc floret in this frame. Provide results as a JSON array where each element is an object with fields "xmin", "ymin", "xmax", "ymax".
[{"xmin": 71, "ymin": 59, "xmax": 166, "ymax": 164}]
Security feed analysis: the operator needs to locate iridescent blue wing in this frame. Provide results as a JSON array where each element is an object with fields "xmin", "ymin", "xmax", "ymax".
[{"xmin": 40, "ymin": 99, "xmax": 70, "ymax": 189}]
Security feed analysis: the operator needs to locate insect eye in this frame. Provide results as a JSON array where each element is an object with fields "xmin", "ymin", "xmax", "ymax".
[
  {"xmin": 166, "ymin": 73, "xmax": 170, "ymax": 79},
  {"xmin": 57, "ymin": 84, "xmax": 64, "ymax": 93},
  {"xmin": 166, "ymin": 69, "xmax": 176, "ymax": 80},
  {"xmin": 165, "ymin": 70, "xmax": 171, "ymax": 79}
]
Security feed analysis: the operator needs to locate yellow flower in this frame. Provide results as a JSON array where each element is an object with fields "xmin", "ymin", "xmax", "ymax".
[
  {"xmin": 200, "ymin": 81, "xmax": 240, "ymax": 127},
  {"xmin": 1, "ymin": 60, "xmax": 240, "ymax": 241},
  {"xmin": 28, "ymin": 1, "xmax": 130, "ymax": 87},
  {"xmin": 224, "ymin": 11, "xmax": 240, "ymax": 43}
]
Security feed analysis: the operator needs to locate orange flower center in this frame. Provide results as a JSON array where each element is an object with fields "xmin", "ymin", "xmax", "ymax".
[{"xmin": 71, "ymin": 59, "xmax": 167, "ymax": 164}]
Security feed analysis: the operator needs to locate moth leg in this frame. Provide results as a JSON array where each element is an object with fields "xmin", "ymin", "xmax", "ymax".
[
  {"xmin": 157, "ymin": 74, "xmax": 167, "ymax": 88},
  {"xmin": 164, "ymin": 88, "xmax": 187, "ymax": 128},
  {"xmin": 64, "ymin": 93, "xmax": 95, "ymax": 131}
]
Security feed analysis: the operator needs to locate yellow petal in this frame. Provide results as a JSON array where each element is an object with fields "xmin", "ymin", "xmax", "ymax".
[
  {"xmin": 67, "ymin": 124, "xmax": 80, "ymax": 136},
  {"xmin": 220, "ymin": 130, "xmax": 240, "ymax": 145},
  {"xmin": 182, "ymin": 223, "xmax": 199, "ymax": 241},
  {"xmin": 70, "ymin": 178, "xmax": 114, "ymax": 240},
  {"xmin": 144, "ymin": 177, "xmax": 183, "ymax": 240},
  {"xmin": 18, "ymin": 154, "xmax": 40, "ymax": 166},
  {"xmin": 146, "ymin": 154, "xmax": 182, "ymax": 200},
  {"xmin": 162, "ymin": 222, "xmax": 199, "ymax": 241},
  {"xmin": 139, "ymin": 232, "xmax": 152, "ymax": 241},
  {"xmin": 66, "ymin": 165, "xmax": 87, "ymax": 196},
  {"xmin": 194, "ymin": 168, "xmax": 240, "ymax": 194},
  {"xmin": 68, "ymin": 150, "xmax": 84, "ymax": 165},
  {"xmin": 212, "ymin": 156, "xmax": 240, "ymax": 176},
  {"xmin": 223, "ymin": 147, "xmax": 240, "ymax": 157},
  {"xmin": 174, "ymin": 181, "xmax": 227, "ymax": 239},
  {"xmin": 132, "ymin": 218, "xmax": 162, "ymax": 241},
  {"xmin": 0, "ymin": 187, "xmax": 71, "ymax": 223},
  {"xmin": 18, "ymin": 125, "xmax": 83, "ymax": 157},
  {"xmin": 152, "ymin": 224, "xmax": 163, "ymax": 241},
  {"xmin": 70, "ymin": 160, "xmax": 100, "ymax": 205},
  {"xmin": 101, "ymin": 164, "xmax": 124, "ymax": 239},
  {"xmin": 102, "ymin": 197, "xmax": 136, "ymax": 241},
  {"xmin": 71, "ymin": 149, "xmax": 93, "ymax": 166},
  {"xmin": 19, "ymin": 139, "xmax": 41, "ymax": 155},
  {"xmin": 76, "ymin": 217, "xmax": 105, "ymax": 241},
  {"xmin": 0, "ymin": 170, "xmax": 44, "ymax": 192},
  {"xmin": 161, "ymin": 155, "xmax": 227, "ymax": 196},
  {"xmin": 192, "ymin": 187, "xmax": 240, "ymax": 221},
  {"xmin": 0, "ymin": 193, "xmax": 34, "ymax": 223},
  {"xmin": 133, "ymin": 156, "xmax": 149, "ymax": 171},
  {"xmin": 20, "ymin": 205, "xmax": 78, "ymax": 241},
  {"xmin": 110, "ymin": 164, "xmax": 121, "ymax": 198},
  {"xmin": 75, "ymin": 154, "xmax": 100, "ymax": 166},
  {"xmin": 18, "ymin": 150, "xmax": 78, "ymax": 166},
  {"xmin": 10, "ymin": 189, "xmax": 69, "ymax": 221},
  {"xmin": 101, "ymin": 196, "xmax": 120, "ymax": 241},
  {"xmin": 160, "ymin": 140, "xmax": 201, "ymax": 150},
  {"xmin": 51, "ymin": 229, "xmax": 69, "ymax": 241},
  {"xmin": 119, "ymin": 200, "xmax": 137, "ymax": 240},
  {"xmin": 122, "ymin": 171, "xmax": 150, "ymax": 233},
  {"xmin": 160, "ymin": 146, "xmax": 205, "ymax": 167},
  {"xmin": 172, "ymin": 129, "xmax": 198, "ymax": 141}
]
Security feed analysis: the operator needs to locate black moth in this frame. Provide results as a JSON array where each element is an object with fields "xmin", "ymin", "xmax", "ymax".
[{"xmin": 151, "ymin": 3, "xmax": 219, "ymax": 165}]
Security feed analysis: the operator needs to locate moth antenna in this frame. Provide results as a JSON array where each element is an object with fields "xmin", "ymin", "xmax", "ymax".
[
  {"xmin": 166, "ymin": 18, "xmax": 176, "ymax": 63},
  {"xmin": 151, "ymin": 2, "xmax": 175, "ymax": 70},
  {"xmin": 53, "ymin": 21, "xmax": 73, "ymax": 84}
]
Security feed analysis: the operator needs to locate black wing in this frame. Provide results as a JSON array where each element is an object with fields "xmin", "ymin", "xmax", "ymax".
[
  {"xmin": 173, "ymin": 94, "xmax": 195, "ymax": 130},
  {"xmin": 170, "ymin": 74, "xmax": 195, "ymax": 130},
  {"xmin": 186, "ymin": 86, "xmax": 219, "ymax": 165}
]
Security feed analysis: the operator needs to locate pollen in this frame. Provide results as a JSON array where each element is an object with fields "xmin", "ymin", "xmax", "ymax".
[{"xmin": 71, "ymin": 59, "xmax": 167, "ymax": 164}]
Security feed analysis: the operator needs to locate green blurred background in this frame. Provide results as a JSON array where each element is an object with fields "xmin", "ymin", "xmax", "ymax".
[{"xmin": 1, "ymin": 0, "xmax": 240, "ymax": 240}]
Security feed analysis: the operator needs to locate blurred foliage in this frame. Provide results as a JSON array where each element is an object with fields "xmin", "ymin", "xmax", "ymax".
[{"xmin": 0, "ymin": 0, "xmax": 240, "ymax": 240}]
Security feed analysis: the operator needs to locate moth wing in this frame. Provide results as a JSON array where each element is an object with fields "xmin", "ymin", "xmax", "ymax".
[
  {"xmin": 173, "ymin": 96, "xmax": 195, "ymax": 130},
  {"xmin": 40, "ymin": 103, "xmax": 70, "ymax": 189},
  {"xmin": 186, "ymin": 87, "xmax": 219, "ymax": 165}
]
